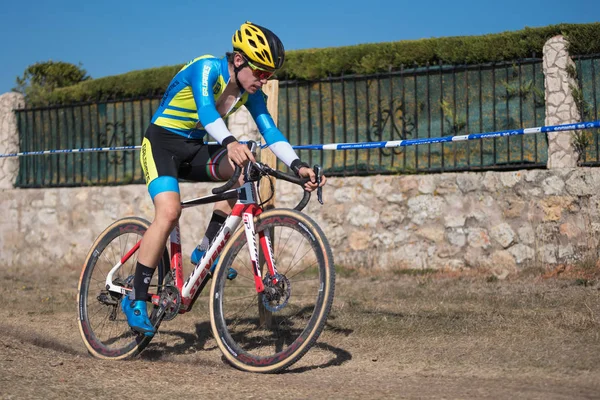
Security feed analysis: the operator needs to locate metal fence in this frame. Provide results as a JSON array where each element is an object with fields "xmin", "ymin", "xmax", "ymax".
[
  {"xmin": 279, "ymin": 58, "xmax": 549, "ymax": 176},
  {"xmin": 574, "ymin": 54, "xmax": 600, "ymax": 166},
  {"xmin": 16, "ymin": 98, "xmax": 160, "ymax": 187},
  {"xmin": 13, "ymin": 55, "xmax": 600, "ymax": 187}
]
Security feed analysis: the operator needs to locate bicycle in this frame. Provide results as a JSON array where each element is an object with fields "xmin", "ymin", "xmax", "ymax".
[{"xmin": 77, "ymin": 141, "xmax": 335, "ymax": 373}]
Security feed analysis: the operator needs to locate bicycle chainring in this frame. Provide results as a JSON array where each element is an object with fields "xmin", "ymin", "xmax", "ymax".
[
  {"xmin": 157, "ymin": 284, "xmax": 181, "ymax": 321},
  {"xmin": 261, "ymin": 273, "xmax": 291, "ymax": 312}
]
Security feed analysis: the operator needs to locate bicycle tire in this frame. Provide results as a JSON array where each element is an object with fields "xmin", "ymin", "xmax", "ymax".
[
  {"xmin": 77, "ymin": 217, "xmax": 169, "ymax": 360},
  {"xmin": 209, "ymin": 208, "xmax": 335, "ymax": 373}
]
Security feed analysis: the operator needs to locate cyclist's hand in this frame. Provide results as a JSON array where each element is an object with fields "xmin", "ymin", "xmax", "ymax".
[
  {"xmin": 226, "ymin": 141, "xmax": 256, "ymax": 167},
  {"xmin": 298, "ymin": 167, "xmax": 327, "ymax": 192}
]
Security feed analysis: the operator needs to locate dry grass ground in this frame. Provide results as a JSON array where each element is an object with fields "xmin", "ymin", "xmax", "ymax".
[{"xmin": 1, "ymin": 263, "xmax": 600, "ymax": 399}]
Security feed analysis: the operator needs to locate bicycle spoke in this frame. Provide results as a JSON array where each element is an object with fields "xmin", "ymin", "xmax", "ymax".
[
  {"xmin": 78, "ymin": 218, "xmax": 167, "ymax": 359},
  {"xmin": 211, "ymin": 209, "xmax": 335, "ymax": 372}
]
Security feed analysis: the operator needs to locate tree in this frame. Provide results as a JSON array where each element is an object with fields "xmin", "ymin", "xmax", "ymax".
[{"xmin": 14, "ymin": 60, "xmax": 91, "ymax": 106}]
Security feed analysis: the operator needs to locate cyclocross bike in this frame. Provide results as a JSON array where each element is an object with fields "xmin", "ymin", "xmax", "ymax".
[{"xmin": 77, "ymin": 141, "xmax": 335, "ymax": 373}]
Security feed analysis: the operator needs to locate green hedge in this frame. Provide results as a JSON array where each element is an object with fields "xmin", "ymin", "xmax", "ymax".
[{"xmin": 44, "ymin": 23, "xmax": 600, "ymax": 106}]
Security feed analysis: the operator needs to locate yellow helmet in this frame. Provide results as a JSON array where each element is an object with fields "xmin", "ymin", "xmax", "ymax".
[{"xmin": 232, "ymin": 21, "xmax": 285, "ymax": 71}]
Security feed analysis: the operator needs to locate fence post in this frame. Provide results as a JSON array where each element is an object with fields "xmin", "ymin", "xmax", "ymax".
[
  {"xmin": 257, "ymin": 80, "xmax": 279, "ymax": 327},
  {"xmin": 0, "ymin": 92, "xmax": 25, "ymax": 189},
  {"xmin": 260, "ymin": 80, "xmax": 279, "ymax": 209},
  {"xmin": 543, "ymin": 35, "xmax": 580, "ymax": 168}
]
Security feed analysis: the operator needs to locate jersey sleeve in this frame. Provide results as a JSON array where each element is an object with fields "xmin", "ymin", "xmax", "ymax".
[
  {"xmin": 245, "ymin": 92, "xmax": 299, "ymax": 167},
  {"xmin": 187, "ymin": 59, "xmax": 234, "ymax": 144}
]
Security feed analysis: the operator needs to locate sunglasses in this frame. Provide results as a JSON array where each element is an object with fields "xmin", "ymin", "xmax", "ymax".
[{"xmin": 246, "ymin": 59, "xmax": 275, "ymax": 80}]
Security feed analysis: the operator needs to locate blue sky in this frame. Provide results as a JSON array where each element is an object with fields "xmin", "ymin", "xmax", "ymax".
[{"xmin": 0, "ymin": 0, "xmax": 597, "ymax": 94}]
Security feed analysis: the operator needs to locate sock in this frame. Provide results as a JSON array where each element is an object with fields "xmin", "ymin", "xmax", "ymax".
[
  {"xmin": 132, "ymin": 262, "xmax": 154, "ymax": 301},
  {"xmin": 201, "ymin": 212, "xmax": 227, "ymax": 250}
]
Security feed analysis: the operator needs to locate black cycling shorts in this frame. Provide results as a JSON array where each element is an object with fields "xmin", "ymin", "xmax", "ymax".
[{"xmin": 139, "ymin": 123, "xmax": 227, "ymax": 199}]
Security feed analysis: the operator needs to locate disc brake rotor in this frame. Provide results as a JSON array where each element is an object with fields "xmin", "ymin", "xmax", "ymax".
[{"xmin": 261, "ymin": 273, "xmax": 291, "ymax": 312}]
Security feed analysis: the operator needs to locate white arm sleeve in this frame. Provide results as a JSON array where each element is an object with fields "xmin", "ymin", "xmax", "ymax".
[
  {"xmin": 204, "ymin": 118, "xmax": 234, "ymax": 145},
  {"xmin": 267, "ymin": 141, "xmax": 299, "ymax": 167}
]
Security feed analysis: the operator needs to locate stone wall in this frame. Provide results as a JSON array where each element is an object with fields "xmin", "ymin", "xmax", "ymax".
[
  {"xmin": 287, "ymin": 168, "xmax": 600, "ymax": 277},
  {"xmin": 1, "ymin": 169, "xmax": 599, "ymax": 277},
  {"xmin": 1, "ymin": 36, "xmax": 596, "ymax": 275}
]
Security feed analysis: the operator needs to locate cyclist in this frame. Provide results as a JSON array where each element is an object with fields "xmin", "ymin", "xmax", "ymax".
[{"xmin": 123, "ymin": 21, "xmax": 326, "ymax": 336}]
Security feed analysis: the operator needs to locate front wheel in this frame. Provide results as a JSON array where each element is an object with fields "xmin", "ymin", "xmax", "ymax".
[
  {"xmin": 77, "ymin": 217, "xmax": 169, "ymax": 360},
  {"xmin": 209, "ymin": 208, "xmax": 335, "ymax": 373}
]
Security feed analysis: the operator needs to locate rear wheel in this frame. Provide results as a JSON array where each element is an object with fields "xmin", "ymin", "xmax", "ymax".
[
  {"xmin": 77, "ymin": 217, "xmax": 169, "ymax": 359},
  {"xmin": 210, "ymin": 208, "xmax": 335, "ymax": 373}
]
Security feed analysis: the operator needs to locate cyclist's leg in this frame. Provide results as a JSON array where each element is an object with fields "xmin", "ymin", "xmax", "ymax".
[
  {"xmin": 213, "ymin": 150, "xmax": 241, "ymax": 212},
  {"xmin": 122, "ymin": 190, "xmax": 180, "ymax": 336},
  {"xmin": 185, "ymin": 145, "xmax": 230, "ymax": 262},
  {"xmin": 184, "ymin": 145, "xmax": 241, "ymax": 278},
  {"xmin": 137, "ymin": 191, "xmax": 181, "ymax": 272},
  {"xmin": 126, "ymin": 125, "xmax": 190, "ymax": 335}
]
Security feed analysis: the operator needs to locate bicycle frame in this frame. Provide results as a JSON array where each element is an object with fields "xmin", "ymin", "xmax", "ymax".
[{"xmin": 103, "ymin": 178, "xmax": 278, "ymax": 314}]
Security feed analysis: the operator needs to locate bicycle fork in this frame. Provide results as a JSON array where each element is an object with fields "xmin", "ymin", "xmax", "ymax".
[
  {"xmin": 231, "ymin": 177, "xmax": 280, "ymax": 292},
  {"xmin": 241, "ymin": 205, "xmax": 279, "ymax": 293}
]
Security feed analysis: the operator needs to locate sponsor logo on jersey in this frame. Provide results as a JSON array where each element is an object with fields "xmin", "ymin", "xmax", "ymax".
[
  {"xmin": 202, "ymin": 66, "xmax": 211, "ymax": 96},
  {"xmin": 160, "ymin": 79, "xmax": 180, "ymax": 107},
  {"xmin": 213, "ymin": 80, "xmax": 222, "ymax": 95}
]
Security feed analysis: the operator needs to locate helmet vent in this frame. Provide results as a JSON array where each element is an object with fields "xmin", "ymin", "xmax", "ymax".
[
  {"xmin": 262, "ymin": 50, "xmax": 272, "ymax": 63},
  {"xmin": 232, "ymin": 22, "xmax": 285, "ymax": 70}
]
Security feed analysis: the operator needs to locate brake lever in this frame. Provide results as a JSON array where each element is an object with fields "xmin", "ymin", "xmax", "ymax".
[
  {"xmin": 314, "ymin": 165, "xmax": 323, "ymax": 205},
  {"xmin": 244, "ymin": 141, "xmax": 259, "ymax": 181}
]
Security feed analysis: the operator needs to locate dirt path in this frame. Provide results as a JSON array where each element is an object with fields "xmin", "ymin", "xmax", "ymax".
[{"xmin": 1, "ymin": 267, "xmax": 600, "ymax": 399}]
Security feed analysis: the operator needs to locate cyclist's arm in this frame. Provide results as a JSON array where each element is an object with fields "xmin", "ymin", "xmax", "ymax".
[
  {"xmin": 188, "ymin": 60, "xmax": 236, "ymax": 146},
  {"xmin": 245, "ymin": 92, "xmax": 303, "ymax": 168}
]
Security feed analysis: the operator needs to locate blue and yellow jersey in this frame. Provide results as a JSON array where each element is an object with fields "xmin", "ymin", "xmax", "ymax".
[{"xmin": 151, "ymin": 55, "xmax": 295, "ymax": 164}]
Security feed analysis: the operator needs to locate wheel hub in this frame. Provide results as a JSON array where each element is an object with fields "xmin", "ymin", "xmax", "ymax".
[{"xmin": 262, "ymin": 273, "xmax": 291, "ymax": 312}]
